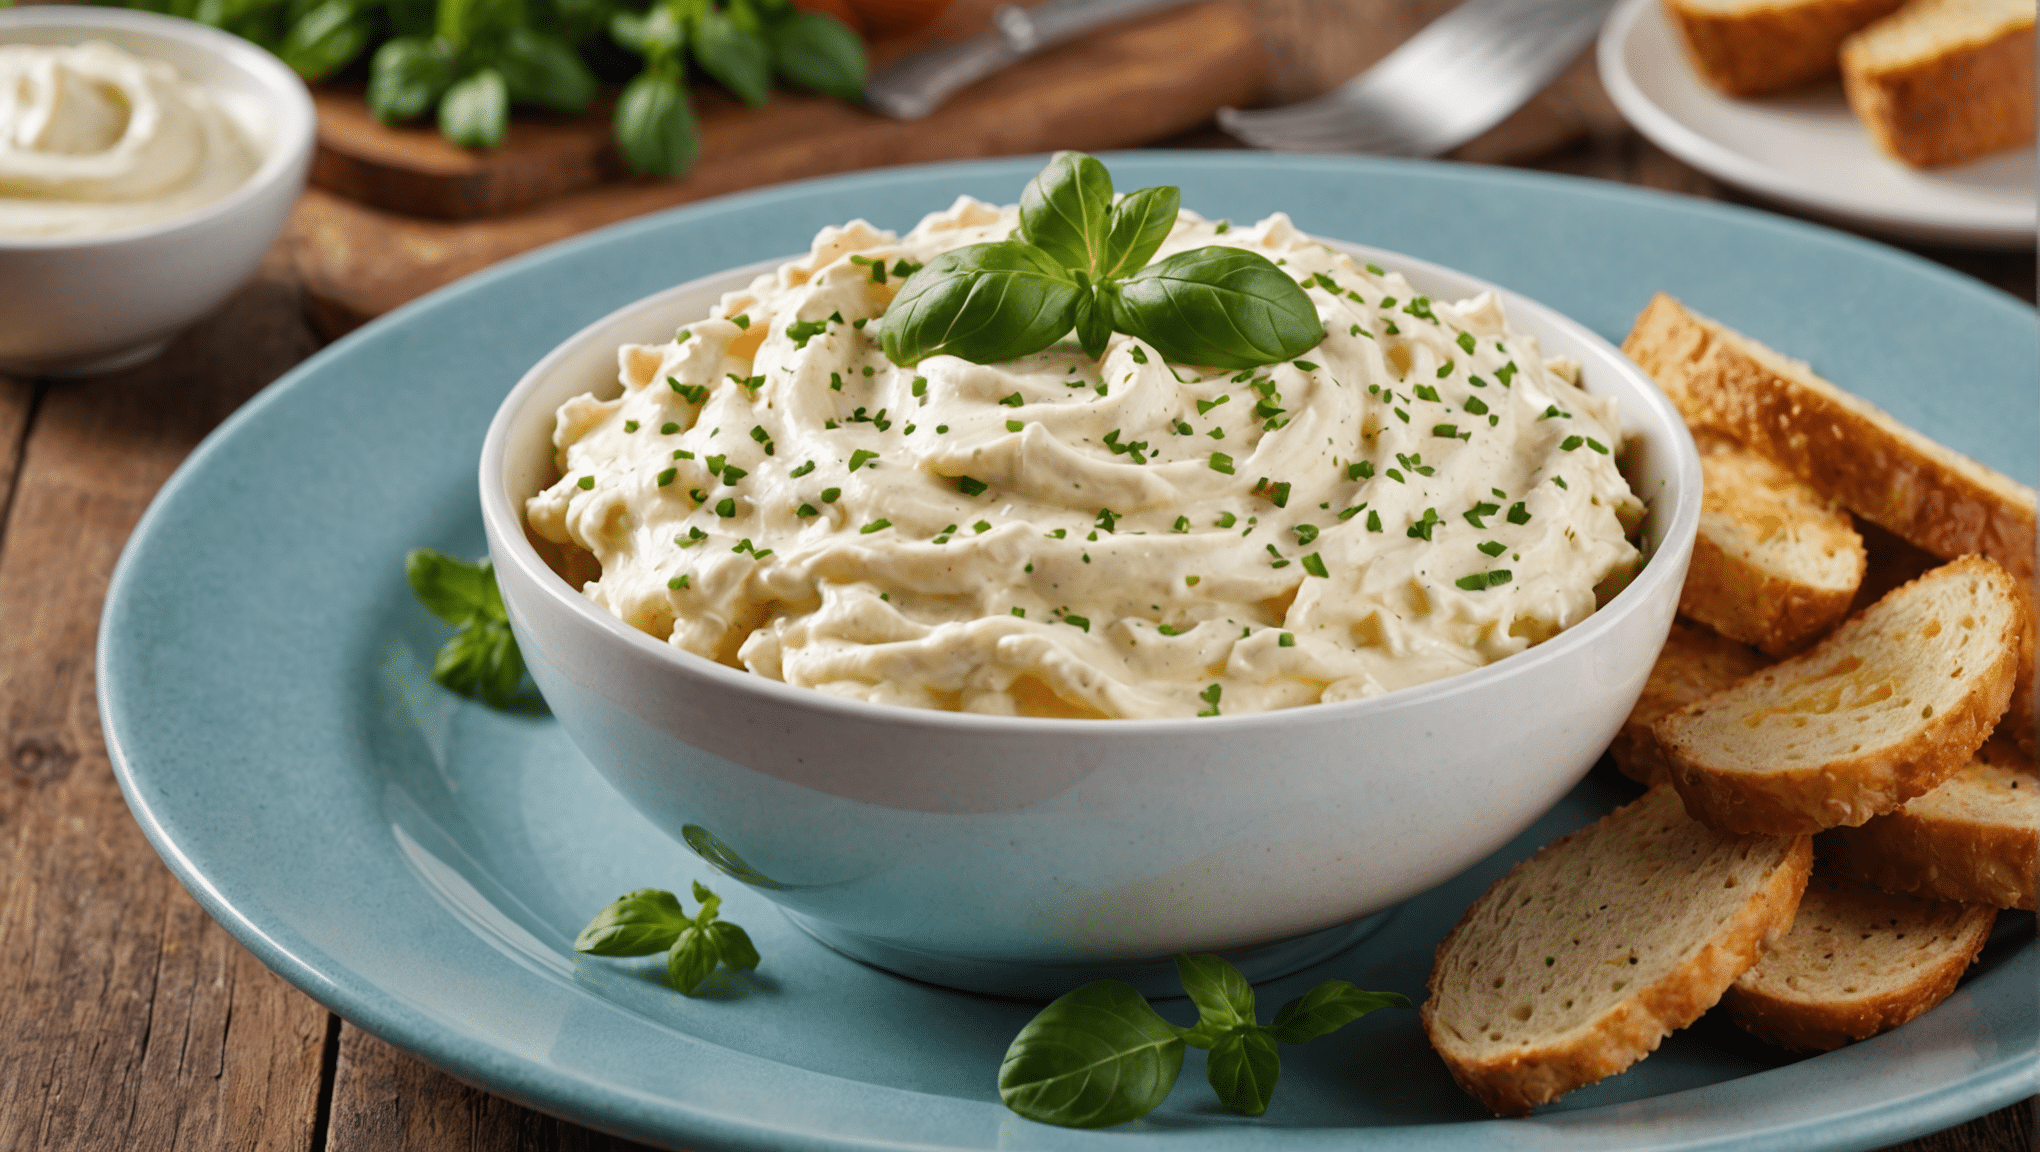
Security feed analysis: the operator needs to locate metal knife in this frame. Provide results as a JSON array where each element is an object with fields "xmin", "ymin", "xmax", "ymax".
[{"xmin": 865, "ymin": 0, "xmax": 1201, "ymax": 120}]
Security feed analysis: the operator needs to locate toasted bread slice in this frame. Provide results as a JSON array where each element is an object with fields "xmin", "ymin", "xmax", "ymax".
[
  {"xmin": 1684, "ymin": 434, "xmax": 1866, "ymax": 655},
  {"xmin": 2008, "ymin": 612, "xmax": 2036, "ymax": 754},
  {"xmin": 1822, "ymin": 735, "xmax": 2038, "ymax": 909},
  {"xmin": 1841, "ymin": 0, "xmax": 2037, "ymax": 168},
  {"xmin": 1622, "ymin": 295, "xmax": 2036, "ymax": 586},
  {"xmin": 1614, "ymin": 621, "xmax": 1772, "ymax": 785},
  {"xmin": 1723, "ymin": 868, "xmax": 1996, "ymax": 1050},
  {"xmin": 1423, "ymin": 786, "xmax": 1812, "ymax": 1116},
  {"xmin": 1657, "ymin": 555, "xmax": 2025, "ymax": 835},
  {"xmin": 1850, "ymin": 516, "xmax": 1944, "ymax": 615},
  {"xmin": 1663, "ymin": 0, "xmax": 1909, "ymax": 94}
]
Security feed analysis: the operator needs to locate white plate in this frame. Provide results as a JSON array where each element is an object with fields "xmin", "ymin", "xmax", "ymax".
[{"xmin": 1596, "ymin": 0, "xmax": 2038, "ymax": 248}]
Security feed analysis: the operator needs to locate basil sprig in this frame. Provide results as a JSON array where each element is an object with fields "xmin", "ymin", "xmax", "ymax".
[
  {"xmin": 404, "ymin": 548, "xmax": 525, "ymax": 705},
  {"xmin": 882, "ymin": 153, "xmax": 1326, "ymax": 370},
  {"xmin": 575, "ymin": 881, "xmax": 761, "ymax": 995},
  {"xmin": 999, "ymin": 953, "xmax": 1409, "ymax": 1127}
]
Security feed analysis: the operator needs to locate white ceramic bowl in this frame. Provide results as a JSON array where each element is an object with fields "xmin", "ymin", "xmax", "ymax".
[
  {"xmin": 481, "ymin": 242, "xmax": 1703, "ymax": 997},
  {"xmin": 0, "ymin": 7, "xmax": 314, "ymax": 377}
]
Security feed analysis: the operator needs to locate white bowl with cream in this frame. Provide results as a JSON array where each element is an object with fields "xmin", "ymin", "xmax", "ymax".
[
  {"xmin": 0, "ymin": 7, "xmax": 313, "ymax": 376},
  {"xmin": 481, "ymin": 239, "xmax": 1702, "ymax": 998}
]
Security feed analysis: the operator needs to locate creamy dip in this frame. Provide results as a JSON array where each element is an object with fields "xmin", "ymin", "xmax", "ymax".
[
  {"xmin": 528, "ymin": 200, "xmax": 1644, "ymax": 719},
  {"xmin": 0, "ymin": 40, "xmax": 261, "ymax": 239}
]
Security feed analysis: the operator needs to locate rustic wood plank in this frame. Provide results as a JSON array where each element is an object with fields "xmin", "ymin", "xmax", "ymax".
[
  {"xmin": 327, "ymin": 1024, "xmax": 669, "ymax": 1152},
  {"xmin": 0, "ymin": 244, "xmax": 329, "ymax": 1152},
  {"xmin": 0, "ymin": 373, "xmax": 35, "ymax": 539}
]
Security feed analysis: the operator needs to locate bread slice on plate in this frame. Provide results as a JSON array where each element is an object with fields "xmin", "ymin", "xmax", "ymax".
[
  {"xmin": 1683, "ymin": 433, "xmax": 1866, "ymax": 655},
  {"xmin": 1662, "ymin": 0, "xmax": 1909, "ymax": 95},
  {"xmin": 1613, "ymin": 621, "xmax": 1771, "ymax": 786},
  {"xmin": 1423, "ymin": 786, "xmax": 1812, "ymax": 1116},
  {"xmin": 1622, "ymin": 294, "xmax": 2037, "ymax": 585},
  {"xmin": 1657, "ymin": 555, "xmax": 2025, "ymax": 835},
  {"xmin": 1722, "ymin": 868, "xmax": 1997, "ymax": 1050},
  {"xmin": 1841, "ymin": 0, "xmax": 2037, "ymax": 168},
  {"xmin": 1822, "ymin": 735, "xmax": 2038, "ymax": 909}
]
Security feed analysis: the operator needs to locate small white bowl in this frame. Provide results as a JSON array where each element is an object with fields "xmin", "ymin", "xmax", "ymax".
[
  {"xmin": 0, "ymin": 7, "xmax": 314, "ymax": 377},
  {"xmin": 481, "ymin": 242, "xmax": 1703, "ymax": 998}
]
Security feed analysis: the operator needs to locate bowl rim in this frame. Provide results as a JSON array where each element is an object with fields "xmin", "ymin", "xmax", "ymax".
[
  {"xmin": 0, "ymin": 5, "xmax": 315, "ymax": 251},
  {"xmin": 480, "ymin": 236, "xmax": 1703, "ymax": 736}
]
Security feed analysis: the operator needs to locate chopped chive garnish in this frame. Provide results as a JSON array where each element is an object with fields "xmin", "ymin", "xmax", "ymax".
[
  {"xmin": 911, "ymin": 376, "xmax": 927, "ymax": 397},
  {"xmin": 657, "ymin": 468, "xmax": 677, "ymax": 487},
  {"xmin": 720, "ymin": 465, "xmax": 748, "ymax": 484},
  {"xmin": 1209, "ymin": 452, "xmax": 1236, "ymax": 475},
  {"xmin": 790, "ymin": 460, "xmax": 816, "ymax": 478},
  {"xmin": 1366, "ymin": 510, "xmax": 1382, "ymax": 532},
  {"xmin": 677, "ymin": 526, "xmax": 708, "ymax": 546},
  {"xmin": 675, "ymin": 328, "xmax": 691, "ymax": 342},
  {"xmin": 662, "ymin": 421, "xmax": 681, "ymax": 434},
  {"xmin": 1394, "ymin": 407, "xmax": 1409, "ymax": 423},
  {"xmin": 674, "ymin": 449, "xmax": 694, "ymax": 460},
  {"xmin": 1463, "ymin": 501, "xmax": 1499, "ymax": 528},
  {"xmin": 999, "ymin": 392, "xmax": 1024, "ymax": 408},
  {"xmin": 1456, "ymin": 331, "xmax": 1476, "ymax": 354},
  {"xmin": 727, "ymin": 373, "xmax": 765, "ymax": 392},
  {"xmin": 848, "ymin": 449, "xmax": 879, "ymax": 471},
  {"xmin": 958, "ymin": 476, "xmax": 987, "ymax": 496},
  {"xmin": 1006, "ymin": 419, "xmax": 1024, "ymax": 432},
  {"xmin": 1496, "ymin": 361, "xmax": 1518, "ymax": 386},
  {"xmin": 1436, "ymin": 361, "xmax": 1454, "ymax": 379},
  {"xmin": 1293, "ymin": 360, "xmax": 1318, "ymax": 372},
  {"xmin": 1130, "ymin": 346, "xmax": 1149, "ymax": 364},
  {"xmin": 1197, "ymin": 395, "xmax": 1230, "ymax": 415},
  {"xmin": 575, "ymin": 476, "xmax": 594, "ymax": 490},
  {"xmin": 1478, "ymin": 540, "xmax": 1506, "ymax": 556},
  {"xmin": 1552, "ymin": 475, "xmax": 1568, "ymax": 489},
  {"xmin": 1465, "ymin": 397, "xmax": 1489, "ymax": 416},
  {"xmin": 1414, "ymin": 384, "xmax": 1441, "ymax": 403},
  {"xmin": 860, "ymin": 519, "xmax": 890, "ymax": 534},
  {"xmin": 1269, "ymin": 481, "xmax": 1291, "ymax": 508},
  {"xmin": 1217, "ymin": 512, "xmax": 1236, "ymax": 528},
  {"xmin": 1012, "ymin": 606, "xmax": 1025, "ymax": 617},
  {"xmin": 1173, "ymin": 515, "xmax": 1190, "ymax": 533},
  {"xmin": 1293, "ymin": 524, "xmax": 1319, "ymax": 545},
  {"xmin": 1585, "ymin": 437, "xmax": 1609, "ymax": 454},
  {"xmin": 830, "ymin": 372, "xmax": 844, "ymax": 392},
  {"xmin": 624, "ymin": 420, "xmax": 640, "ymax": 432},
  {"xmin": 1337, "ymin": 504, "xmax": 1365, "ymax": 521},
  {"xmin": 1561, "ymin": 435, "xmax": 1585, "ymax": 452},
  {"xmin": 786, "ymin": 319, "xmax": 828, "ymax": 348},
  {"xmin": 730, "ymin": 315, "xmax": 749, "ymax": 329},
  {"xmin": 1433, "ymin": 424, "xmax": 1459, "ymax": 439},
  {"xmin": 1508, "ymin": 501, "xmax": 1531, "ymax": 524},
  {"xmin": 1197, "ymin": 682, "xmax": 1221, "ymax": 717},
  {"xmin": 796, "ymin": 503, "xmax": 818, "ymax": 517},
  {"xmin": 1095, "ymin": 508, "xmax": 1120, "ymax": 532},
  {"xmin": 1064, "ymin": 614, "xmax": 1090, "ymax": 632},
  {"xmin": 1455, "ymin": 569, "xmax": 1513, "ymax": 591},
  {"xmin": 1300, "ymin": 552, "xmax": 1328, "ymax": 578},
  {"xmin": 715, "ymin": 498, "xmax": 736, "ymax": 517},
  {"xmin": 1278, "ymin": 632, "xmax": 1295, "ymax": 647},
  {"xmin": 1214, "ymin": 219, "xmax": 1230, "ymax": 233},
  {"xmin": 668, "ymin": 575, "xmax": 691, "ymax": 589},
  {"xmin": 1349, "ymin": 461, "xmax": 1374, "ymax": 480},
  {"xmin": 821, "ymin": 487, "xmax": 841, "ymax": 503}
]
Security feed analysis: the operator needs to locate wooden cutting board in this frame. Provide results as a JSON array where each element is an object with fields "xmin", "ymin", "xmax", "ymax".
[{"xmin": 289, "ymin": 0, "xmax": 1268, "ymax": 336}]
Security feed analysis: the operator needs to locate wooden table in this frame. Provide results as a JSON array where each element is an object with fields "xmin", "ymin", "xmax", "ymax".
[{"xmin": 0, "ymin": 1, "xmax": 2032, "ymax": 1147}]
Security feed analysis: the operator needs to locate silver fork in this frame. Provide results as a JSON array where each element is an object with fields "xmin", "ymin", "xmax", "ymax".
[{"xmin": 1216, "ymin": 0, "xmax": 1619, "ymax": 157}]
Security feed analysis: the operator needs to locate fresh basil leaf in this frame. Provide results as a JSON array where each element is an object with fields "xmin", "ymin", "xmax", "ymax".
[
  {"xmin": 436, "ymin": 0, "xmax": 520, "ymax": 49},
  {"xmin": 1176, "ymin": 1018, "xmax": 1228, "ymax": 1050},
  {"xmin": 767, "ymin": 8, "xmax": 865, "ymax": 99},
  {"xmin": 279, "ymin": 0, "xmax": 368, "ymax": 82},
  {"xmin": 667, "ymin": 925, "xmax": 723, "ymax": 994},
  {"xmin": 707, "ymin": 920, "xmax": 761, "ymax": 969},
  {"xmin": 691, "ymin": 7, "xmax": 772, "ymax": 105},
  {"xmin": 498, "ymin": 26, "xmax": 597, "ymax": 110},
  {"xmin": 368, "ymin": 36, "xmax": 455, "ymax": 123},
  {"xmin": 1174, "ymin": 952, "xmax": 1254, "ymax": 1030},
  {"xmin": 1072, "ymin": 287, "xmax": 1111, "ymax": 362},
  {"xmin": 1018, "ymin": 151, "xmax": 1113, "ymax": 277},
  {"xmin": 614, "ymin": 69, "xmax": 699, "ymax": 178},
  {"xmin": 1097, "ymin": 184, "xmax": 1179, "ymax": 280},
  {"xmin": 1268, "ymin": 981, "xmax": 1412, "ymax": 1045},
  {"xmin": 998, "ymin": 980, "xmax": 1185, "ymax": 1129},
  {"xmin": 1205, "ymin": 1028, "xmax": 1281, "ymax": 1117},
  {"xmin": 439, "ymin": 67, "xmax": 510, "ymax": 150},
  {"xmin": 880, "ymin": 241, "xmax": 1079, "ymax": 366},
  {"xmin": 1113, "ymin": 246, "xmax": 1326, "ymax": 369},
  {"xmin": 610, "ymin": 5, "xmax": 683, "ymax": 55},
  {"xmin": 575, "ymin": 888, "xmax": 689, "ymax": 955},
  {"xmin": 689, "ymin": 878, "xmax": 720, "ymax": 920},
  {"xmin": 404, "ymin": 548, "xmax": 497, "ymax": 625},
  {"xmin": 430, "ymin": 618, "xmax": 522, "ymax": 703}
]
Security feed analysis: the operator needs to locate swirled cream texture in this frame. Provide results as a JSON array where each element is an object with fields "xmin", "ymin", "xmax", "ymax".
[
  {"xmin": 0, "ymin": 40, "xmax": 260, "ymax": 238},
  {"xmin": 528, "ymin": 200, "xmax": 1644, "ymax": 718}
]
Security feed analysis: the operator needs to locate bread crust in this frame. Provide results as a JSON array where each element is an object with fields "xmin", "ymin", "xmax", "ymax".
[
  {"xmin": 1622, "ymin": 294, "xmax": 2037, "ymax": 586},
  {"xmin": 1423, "ymin": 788, "xmax": 1813, "ymax": 1115},
  {"xmin": 1613, "ymin": 621, "xmax": 1771, "ymax": 785},
  {"xmin": 1842, "ymin": 6, "xmax": 2037, "ymax": 168},
  {"xmin": 1821, "ymin": 736, "xmax": 2039, "ymax": 909},
  {"xmin": 1722, "ymin": 871, "xmax": 1996, "ymax": 1050},
  {"xmin": 1657, "ymin": 556, "xmax": 2025, "ymax": 835},
  {"xmin": 1665, "ymin": 0, "xmax": 1909, "ymax": 94}
]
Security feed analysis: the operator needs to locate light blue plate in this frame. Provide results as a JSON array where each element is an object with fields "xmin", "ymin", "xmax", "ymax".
[{"xmin": 101, "ymin": 155, "xmax": 2037, "ymax": 1151}]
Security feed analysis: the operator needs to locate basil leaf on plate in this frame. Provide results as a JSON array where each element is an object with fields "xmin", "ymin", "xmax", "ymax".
[
  {"xmin": 498, "ymin": 26, "xmax": 597, "ymax": 111},
  {"xmin": 998, "ymin": 980, "xmax": 1186, "ymax": 1128},
  {"xmin": 667, "ymin": 925, "xmax": 723, "ymax": 994},
  {"xmin": 575, "ymin": 888, "xmax": 691, "ymax": 955},
  {"xmin": 880, "ymin": 241, "xmax": 1080, "ymax": 366},
  {"xmin": 439, "ymin": 67, "xmax": 510, "ymax": 150},
  {"xmin": 692, "ymin": 7, "xmax": 773, "ymax": 106},
  {"xmin": 707, "ymin": 920, "xmax": 761, "ymax": 970},
  {"xmin": 1097, "ymin": 184, "xmax": 1180, "ymax": 280},
  {"xmin": 1113, "ymin": 246, "xmax": 1325, "ymax": 369},
  {"xmin": 429, "ymin": 617, "xmax": 523, "ymax": 704},
  {"xmin": 767, "ymin": 8, "xmax": 865, "ymax": 99},
  {"xmin": 1019, "ymin": 151, "xmax": 1114, "ymax": 278},
  {"xmin": 404, "ymin": 548, "xmax": 496, "ymax": 625},
  {"xmin": 279, "ymin": 0, "xmax": 369, "ymax": 82},
  {"xmin": 1268, "ymin": 981, "xmax": 1412, "ymax": 1045},
  {"xmin": 1175, "ymin": 951, "xmax": 1254, "ymax": 1029},
  {"xmin": 1205, "ymin": 1027, "xmax": 1282, "ymax": 1117},
  {"xmin": 368, "ymin": 35, "xmax": 455, "ymax": 123},
  {"xmin": 614, "ymin": 69, "xmax": 699, "ymax": 179}
]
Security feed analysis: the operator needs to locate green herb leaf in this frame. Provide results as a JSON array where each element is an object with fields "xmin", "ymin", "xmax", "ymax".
[
  {"xmin": 1113, "ymin": 246, "xmax": 1325, "ymax": 369},
  {"xmin": 707, "ymin": 920, "xmax": 761, "ymax": 969},
  {"xmin": 367, "ymin": 36, "xmax": 454, "ymax": 123},
  {"xmin": 880, "ymin": 242, "xmax": 1080, "ymax": 366},
  {"xmin": 405, "ymin": 548, "xmax": 498, "ymax": 625},
  {"xmin": 1097, "ymin": 184, "xmax": 1181, "ymax": 279},
  {"xmin": 767, "ymin": 8, "xmax": 866, "ymax": 99},
  {"xmin": 574, "ymin": 888, "xmax": 689, "ymax": 955},
  {"xmin": 998, "ymin": 981, "xmax": 1186, "ymax": 1129},
  {"xmin": 1206, "ymin": 1028, "xmax": 1282, "ymax": 1117},
  {"xmin": 1018, "ymin": 151, "xmax": 1114, "ymax": 278},
  {"xmin": 614, "ymin": 70, "xmax": 699, "ymax": 178},
  {"xmin": 1175, "ymin": 953, "xmax": 1254, "ymax": 1029},
  {"xmin": 439, "ymin": 67, "xmax": 509, "ymax": 151},
  {"xmin": 667, "ymin": 925, "xmax": 722, "ymax": 995},
  {"xmin": 280, "ymin": 0, "xmax": 369, "ymax": 83},
  {"xmin": 1268, "ymin": 981, "xmax": 1411, "ymax": 1044},
  {"xmin": 691, "ymin": 7, "xmax": 772, "ymax": 105},
  {"xmin": 498, "ymin": 27, "xmax": 597, "ymax": 111},
  {"xmin": 430, "ymin": 617, "xmax": 524, "ymax": 704},
  {"xmin": 1073, "ymin": 286, "xmax": 1112, "ymax": 362}
]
